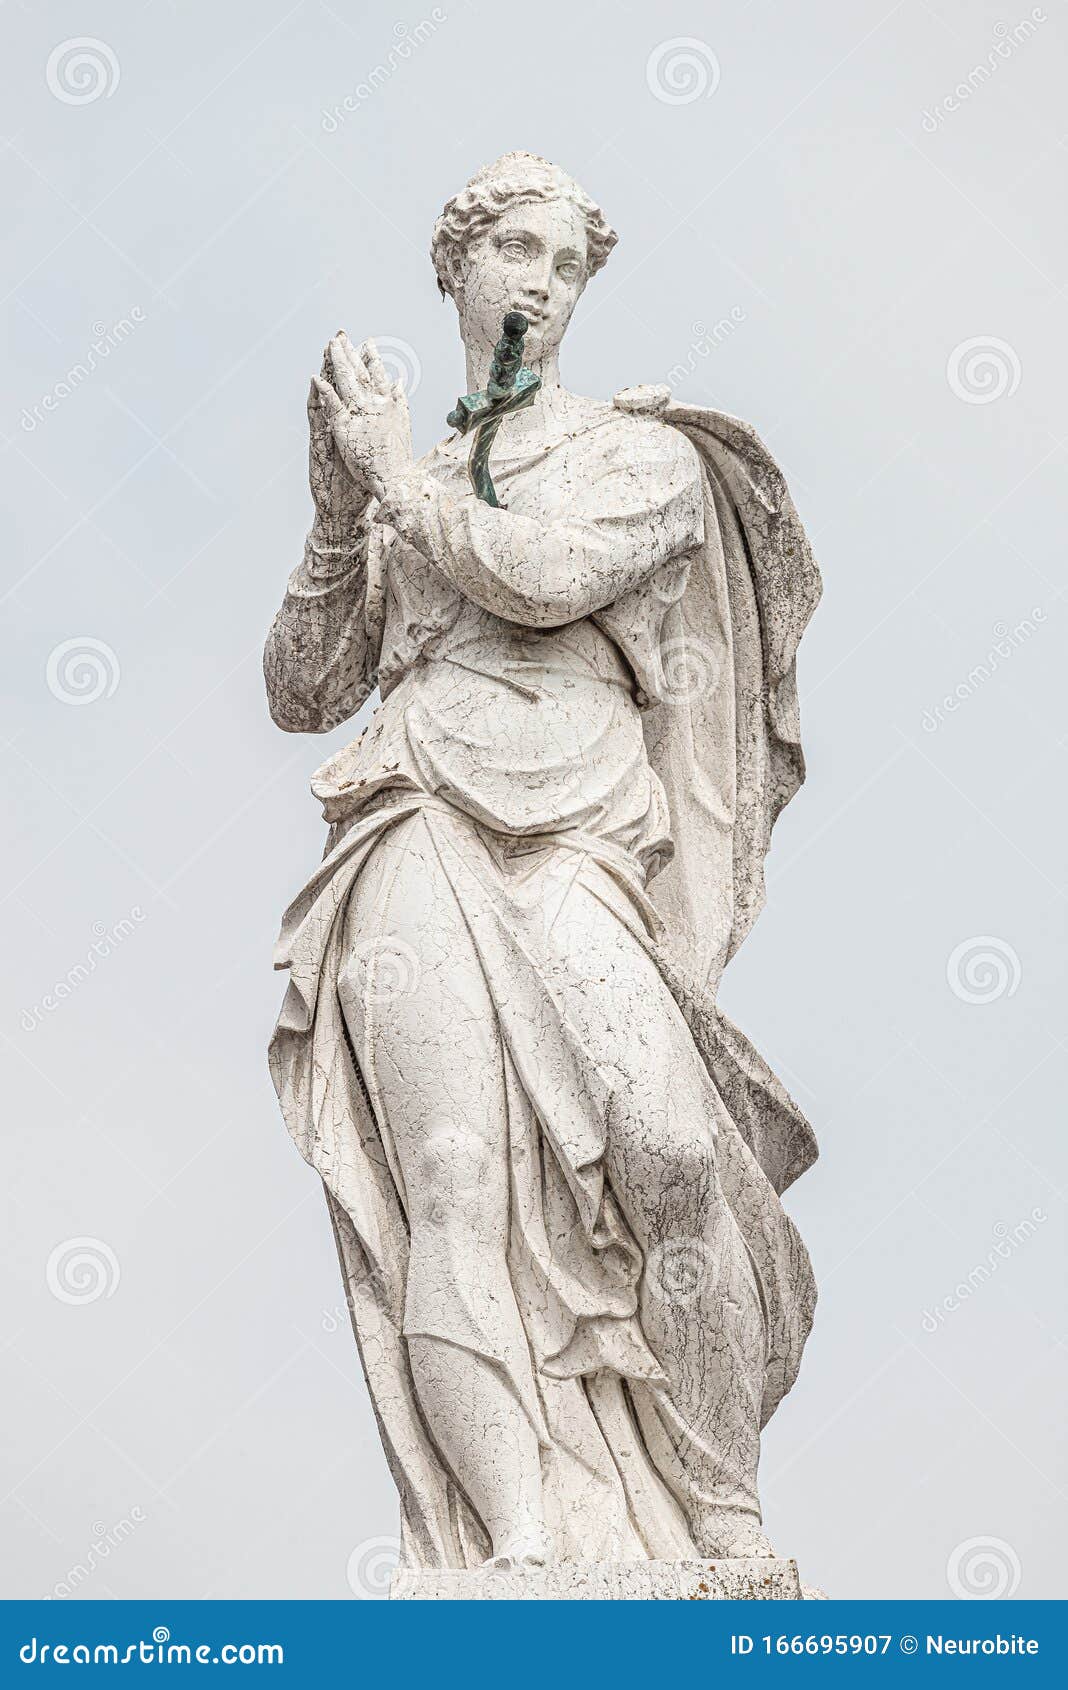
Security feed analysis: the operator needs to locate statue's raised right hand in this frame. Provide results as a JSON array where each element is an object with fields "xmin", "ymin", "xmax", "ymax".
[
  {"xmin": 307, "ymin": 338, "xmax": 367, "ymax": 532},
  {"xmin": 313, "ymin": 332, "xmax": 413, "ymax": 504}
]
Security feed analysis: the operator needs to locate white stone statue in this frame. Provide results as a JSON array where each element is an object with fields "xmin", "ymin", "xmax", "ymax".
[{"xmin": 265, "ymin": 152, "xmax": 823, "ymax": 1595}]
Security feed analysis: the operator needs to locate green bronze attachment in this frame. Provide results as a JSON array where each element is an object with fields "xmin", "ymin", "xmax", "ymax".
[{"xmin": 446, "ymin": 310, "xmax": 541, "ymax": 507}]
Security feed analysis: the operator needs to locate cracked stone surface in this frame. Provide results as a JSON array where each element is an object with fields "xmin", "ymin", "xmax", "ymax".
[
  {"xmin": 391, "ymin": 1558, "xmax": 807, "ymax": 1601},
  {"xmin": 265, "ymin": 152, "xmax": 823, "ymax": 1592}
]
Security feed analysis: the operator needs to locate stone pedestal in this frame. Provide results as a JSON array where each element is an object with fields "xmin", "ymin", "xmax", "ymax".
[{"xmin": 391, "ymin": 1558, "xmax": 809, "ymax": 1600}]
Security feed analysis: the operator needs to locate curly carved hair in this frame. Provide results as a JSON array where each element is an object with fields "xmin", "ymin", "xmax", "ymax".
[{"xmin": 431, "ymin": 152, "xmax": 618, "ymax": 301}]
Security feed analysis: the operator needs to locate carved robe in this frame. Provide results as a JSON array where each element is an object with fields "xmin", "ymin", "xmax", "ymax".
[{"xmin": 265, "ymin": 385, "xmax": 822, "ymax": 1565}]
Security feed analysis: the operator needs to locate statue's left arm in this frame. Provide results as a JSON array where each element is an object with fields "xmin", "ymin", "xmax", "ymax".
[{"xmin": 373, "ymin": 424, "xmax": 703, "ymax": 627}]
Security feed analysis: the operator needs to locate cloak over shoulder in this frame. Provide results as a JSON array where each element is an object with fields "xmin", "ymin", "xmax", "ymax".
[{"xmin": 601, "ymin": 386, "xmax": 822, "ymax": 1193}]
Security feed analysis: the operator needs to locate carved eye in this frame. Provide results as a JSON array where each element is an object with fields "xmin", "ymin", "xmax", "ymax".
[
  {"xmin": 557, "ymin": 260, "xmax": 580, "ymax": 282},
  {"xmin": 499, "ymin": 240, "xmax": 529, "ymax": 261}
]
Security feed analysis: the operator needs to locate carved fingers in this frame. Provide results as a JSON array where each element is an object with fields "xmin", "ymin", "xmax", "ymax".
[
  {"xmin": 359, "ymin": 338, "xmax": 393, "ymax": 397},
  {"xmin": 308, "ymin": 341, "xmax": 367, "ymax": 523},
  {"xmin": 312, "ymin": 331, "xmax": 413, "ymax": 498},
  {"xmin": 319, "ymin": 333, "xmax": 398, "ymax": 410}
]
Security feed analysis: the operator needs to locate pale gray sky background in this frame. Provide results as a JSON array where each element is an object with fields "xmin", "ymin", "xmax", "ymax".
[{"xmin": 2, "ymin": 0, "xmax": 1065, "ymax": 1601}]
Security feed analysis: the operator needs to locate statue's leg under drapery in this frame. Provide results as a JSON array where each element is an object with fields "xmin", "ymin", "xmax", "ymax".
[
  {"xmin": 540, "ymin": 869, "xmax": 772, "ymax": 1554},
  {"xmin": 338, "ymin": 809, "xmax": 551, "ymax": 1565},
  {"xmin": 337, "ymin": 803, "xmax": 771, "ymax": 1559}
]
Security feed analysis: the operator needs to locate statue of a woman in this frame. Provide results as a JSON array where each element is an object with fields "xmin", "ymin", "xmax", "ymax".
[{"xmin": 265, "ymin": 152, "xmax": 822, "ymax": 1576}]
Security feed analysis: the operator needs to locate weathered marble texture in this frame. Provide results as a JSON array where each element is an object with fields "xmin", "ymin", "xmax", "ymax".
[
  {"xmin": 391, "ymin": 1559, "xmax": 807, "ymax": 1601},
  {"xmin": 265, "ymin": 152, "xmax": 822, "ymax": 1590}
]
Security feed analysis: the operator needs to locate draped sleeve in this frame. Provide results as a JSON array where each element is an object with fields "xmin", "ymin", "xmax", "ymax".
[
  {"xmin": 373, "ymin": 418, "xmax": 704, "ymax": 629},
  {"xmin": 263, "ymin": 509, "xmax": 388, "ymax": 734}
]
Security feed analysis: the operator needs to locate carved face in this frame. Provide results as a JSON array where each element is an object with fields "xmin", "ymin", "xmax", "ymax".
[{"xmin": 454, "ymin": 196, "xmax": 589, "ymax": 365}]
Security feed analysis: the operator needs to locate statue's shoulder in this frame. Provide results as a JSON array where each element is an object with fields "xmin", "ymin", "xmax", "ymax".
[
  {"xmin": 609, "ymin": 385, "xmax": 701, "ymax": 478},
  {"xmin": 612, "ymin": 384, "xmax": 673, "ymax": 419}
]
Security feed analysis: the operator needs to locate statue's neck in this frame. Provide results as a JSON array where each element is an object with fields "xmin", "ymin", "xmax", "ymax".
[{"xmin": 462, "ymin": 342, "xmax": 576, "ymax": 443}]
